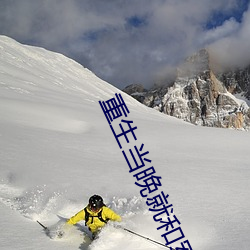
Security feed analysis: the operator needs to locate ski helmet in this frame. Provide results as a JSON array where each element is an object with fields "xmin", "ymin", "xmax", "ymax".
[{"xmin": 89, "ymin": 195, "xmax": 104, "ymax": 211}]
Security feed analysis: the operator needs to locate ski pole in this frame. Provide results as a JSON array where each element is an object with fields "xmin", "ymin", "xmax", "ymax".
[
  {"xmin": 37, "ymin": 220, "xmax": 48, "ymax": 231},
  {"xmin": 122, "ymin": 227, "xmax": 176, "ymax": 250}
]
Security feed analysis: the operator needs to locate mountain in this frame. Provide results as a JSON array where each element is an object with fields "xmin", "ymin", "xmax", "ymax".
[
  {"xmin": 0, "ymin": 36, "xmax": 250, "ymax": 250},
  {"xmin": 123, "ymin": 49, "xmax": 250, "ymax": 130},
  {"xmin": 217, "ymin": 65, "xmax": 250, "ymax": 99}
]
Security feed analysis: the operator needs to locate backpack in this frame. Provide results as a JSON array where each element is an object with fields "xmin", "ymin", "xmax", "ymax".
[{"xmin": 84, "ymin": 206, "xmax": 109, "ymax": 226}]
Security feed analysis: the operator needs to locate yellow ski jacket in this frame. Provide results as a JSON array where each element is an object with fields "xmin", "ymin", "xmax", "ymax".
[{"xmin": 67, "ymin": 206, "xmax": 121, "ymax": 233}]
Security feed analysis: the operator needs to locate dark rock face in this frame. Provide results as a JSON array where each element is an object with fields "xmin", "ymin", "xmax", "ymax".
[
  {"xmin": 123, "ymin": 49, "xmax": 250, "ymax": 130},
  {"xmin": 123, "ymin": 84, "xmax": 147, "ymax": 103},
  {"xmin": 218, "ymin": 66, "xmax": 250, "ymax": 99}
]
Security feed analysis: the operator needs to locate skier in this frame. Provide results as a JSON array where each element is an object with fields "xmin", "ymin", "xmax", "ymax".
[{"xmin": 66, "ymin": 194, "xmax": 122, "ymax": 239}]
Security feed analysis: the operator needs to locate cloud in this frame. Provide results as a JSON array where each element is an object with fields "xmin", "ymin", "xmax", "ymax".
[
  {"xmin": 208, "ymin": 3, "xmax": 250, "ymax": 68},
  {"xmin": 0, "ymin": 0, "xmax": 249, "ymax": 89},
  {"xmin": 200, "ymin": 18, "xmax": 240, "ymax": 45}
]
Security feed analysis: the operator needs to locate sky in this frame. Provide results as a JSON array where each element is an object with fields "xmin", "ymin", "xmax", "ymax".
[{"xmin": 0, "ymin": 0, "xmax": 249, "ymax": 89}]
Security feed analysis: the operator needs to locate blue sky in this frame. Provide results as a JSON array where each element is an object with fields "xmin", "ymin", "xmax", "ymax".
[
  {"xmin": 205, "ymin": 0, "xmax": 249, "ymax": 28},
  {"xmin": 0, "ymin": 0, "xmax": 249, "ymax": 89}
]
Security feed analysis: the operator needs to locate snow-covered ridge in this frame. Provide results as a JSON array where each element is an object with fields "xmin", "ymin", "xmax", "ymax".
[
  {"xmin": 0, "ymin": 35, "xmax": 148, "ymax": 133},
  {"xmin": 0, "ymin": 35, "xmax": 132, "ymax": 102},
  {"xmin": 0, "ymin": 36, "xmax": 250, "ymax": 250}
]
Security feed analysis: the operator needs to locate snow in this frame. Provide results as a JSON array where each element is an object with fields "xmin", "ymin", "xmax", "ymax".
[
  {"xmin": 0, "ymin": 35, "xmax": 250, "ymax": 249},
  {"xmin": 234, "ymin": 93, "xmax": 250, "ymax": 107}
]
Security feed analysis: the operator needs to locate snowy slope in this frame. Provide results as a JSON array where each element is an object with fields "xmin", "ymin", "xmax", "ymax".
[{"xmin": 0, "ymin": 36, "xmax": 250, "ymax": 250}]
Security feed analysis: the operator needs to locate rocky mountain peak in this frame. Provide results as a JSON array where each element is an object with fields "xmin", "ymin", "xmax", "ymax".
[
  {"xmin": 123, "ymin": 49, "xmax": 250, "ymax": 130},
  {"xmin": 177, "ymin": 49, "xmax": 210, "ymax": 78}
]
